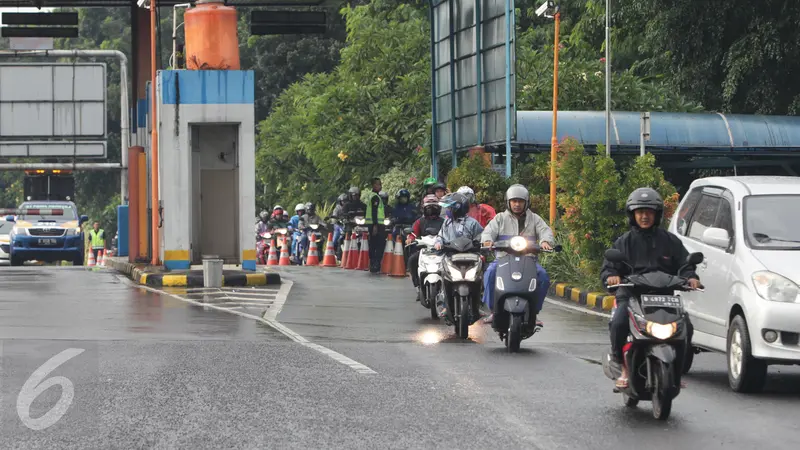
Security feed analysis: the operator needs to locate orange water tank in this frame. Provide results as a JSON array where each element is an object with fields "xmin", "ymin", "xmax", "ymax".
[{"xmin": 184, "ymin": 0, "xmax": 240, "ymax": 70}]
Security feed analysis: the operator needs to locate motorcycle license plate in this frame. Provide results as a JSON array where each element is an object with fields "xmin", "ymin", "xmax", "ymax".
[
  {"xmin": 38, "ymin": 238, "xmax": 57, "ymax": 246},
  {"xmin": 640, "ymin": 295, "xmax": 681, "ymax": 308}
]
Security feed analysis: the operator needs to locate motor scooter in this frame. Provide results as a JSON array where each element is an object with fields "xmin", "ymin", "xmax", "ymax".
[
  {"xmin": 436, "ymin": 236, "xmax": 486, "ymax": 339},
  {"xmin": 487, "ymin": 236, "xmax": 561, "ymax": 352},
  {"xmin": 406, "ymin": 230, "xmax": 442, "ymax": 319},
  {"xmin": 601, "ymin": 248, "xmax": 705, "ymax": 420}
]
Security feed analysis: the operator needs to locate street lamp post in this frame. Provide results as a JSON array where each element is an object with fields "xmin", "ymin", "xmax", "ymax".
[
  {"xmin": 605, "ymin": 0, "xmax": 611, "ymax": 157},
  {"xmin": 537, "ymin": 1, "xmax": 560, "ymax": 229}
]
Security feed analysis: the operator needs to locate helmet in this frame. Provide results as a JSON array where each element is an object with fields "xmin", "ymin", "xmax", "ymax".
[
  {"xmin": 348, "ymin": 186, "xmax": 360, "ymax": 200},
  {"xmin": 456, "ymin": 186, "xmax": 476, "ymax": 204},
  {"xmin": 626, "ymin": 187, "xmax": 664, "ymax": 227},
  {"xmin": 439, "ymin": 192, "xmax": 469, "ymax": 219},
  {"xmin": 505, "ymin": 184, "xmax": 530, "ymax": 212},
  {"xmin": 295, "ymin": 203, "xmax": 306, "ymax": 213},
  {"xmin": 422, "ymin": 194, "xmax": 441, "ymax": 216},
  {"xmin": 259, "ymin": 210, "xmax": 269, "ymax": 221},
  {"xmin": 378, "ymin": 191, "xmax": 389, "ymax": 203},
  {"xmin": 396, "ymin": 188, "xmax": 411, "ymax": 201},
  {"xmin": 273, "ymin": 205, "xmax": 283, "ymax": 211},
  {"xmin": 337, "ymin": 194, "xmax": 347, "ymax": 205},
  {"xmin": 271, "ymin": 207, "xmax": 284, "ymax": 218},
  {"xmin": 423, "ymin": 177, "xmax": 437, "ymax": 188},
  {"xmin": 433, "ymin": 182, "xmax": 447, "ymax": 193},
  {"xmin": 305, "ymin": 202, "xmax": 316, "ymax": 214}
]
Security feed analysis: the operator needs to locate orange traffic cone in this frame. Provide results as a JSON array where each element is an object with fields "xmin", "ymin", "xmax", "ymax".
[
  {"xmin": 341, "ymin": 233, "xmax": 350, "ymax": 269},
  {"xmin": 306, "ymin": 237, "xmax": 320, "ymax": 266},
  {"xmin": 357, "ymin": 232, "xmax": 370, "ymax": 271},
  {"xmin": 380, "ymin": 234, "xmax": 394, "ymax": 274},
  {"xmin": 87, "ymin": 249, "xmax": 96, "ymax": 267},
  {"xmin": 99, "ymin": 249, "xmax": 106, "ymax": 267},
  {"xmin": 321, "ymin": 233, "xmax": 338, "ymax": 267},
  {"xmin": 278, "ymin": 241, "xmax": 291, "ymax": 266},
  {"xmin": 267, "ymin": 239, "xmax": 279, "ymax": 266},
  {"xmin": 345, "ymin": 232, "xmax": 359, "ymax": 270},
  {"xmin": 389, "ymin": 236, "xmax": 407, "ymax": 277}
]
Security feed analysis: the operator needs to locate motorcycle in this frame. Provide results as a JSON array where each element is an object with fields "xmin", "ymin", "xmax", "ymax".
[
  {"xmin": 601, "ymin": 248, "xmax": 704, "ymax": 420},
  {"xmin": 302, "ymin": 221, "xmax": 327, "ymax": 263},
  {"xmin": 435, "ymin": 236, "xmax": 486, "ymax": 339},
  {"xmin": 257, "ymin": 226, "xmax": 290, "ymax": 263},
  {"xmin": 325, "ymin": 216, "xmax": 345, "ymax": 261},
  {"xmin": 487, "ymin": 236, "xmax": 562, "ymax": 352},
  {"xmin": 406, "ymin": 230, "xmax": 443, "ymax": 320}
]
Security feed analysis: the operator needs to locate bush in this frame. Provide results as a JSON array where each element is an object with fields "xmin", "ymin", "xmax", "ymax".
[{"xmin": 445, "ymin": 148, "xmax": 510, "ymax": 209}]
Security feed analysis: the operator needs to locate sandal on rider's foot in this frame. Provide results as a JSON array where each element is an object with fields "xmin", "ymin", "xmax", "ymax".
[
  {"xmin": 681, "ymin": 380, "xmax": 688, "ymax": 388},
  {"xmin": 615, "ymin": 377, "xmax": 629, "ymax": 389},
  {"xmin": 482, "ymin": 314, "xmax": 494, "ymax": 324}
]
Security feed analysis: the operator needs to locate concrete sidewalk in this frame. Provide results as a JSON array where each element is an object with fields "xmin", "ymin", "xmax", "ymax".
[{"xmin": 106, "ymin": 257, "xmax": 281, "ymax": 287}]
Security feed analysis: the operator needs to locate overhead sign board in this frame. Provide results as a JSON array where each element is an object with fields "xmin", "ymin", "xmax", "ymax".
[
  {"xmin": 250, "ymin": 10, "xmax": 327, "ymax": 35},
  {"xmin": 8, "ymin": 37, "xmax": 54, "ymax": 50},
  {"xmin": 432, "ymin": 0, "xmax": 516, "ymax": 154},
  {"xmin": 0, "ymin": 62, "xmax": 107, "ymax": 158}
]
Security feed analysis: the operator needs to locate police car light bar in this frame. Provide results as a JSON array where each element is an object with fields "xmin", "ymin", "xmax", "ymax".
[
  {"xmin": 18, "ymin": 209, "xmax": 64, "ymax": 216},
  {"xmin": 0, "ymin": 208, "xmax": 18, "ymax": 215}
]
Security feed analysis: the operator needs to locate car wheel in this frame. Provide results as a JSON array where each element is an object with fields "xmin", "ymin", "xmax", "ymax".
[
  {"xmin": 10, "ymin": 254, "xmax": 23, "ymax": 266},
  {"xmin": 727, "ymin": 315, "xmax": 768, "ymax": 393}
]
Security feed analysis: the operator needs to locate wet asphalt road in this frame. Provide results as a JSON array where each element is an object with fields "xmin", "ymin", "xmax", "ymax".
[{"xmin": 1, "ymin": 265, "xmax": 799, "ymax": 449}]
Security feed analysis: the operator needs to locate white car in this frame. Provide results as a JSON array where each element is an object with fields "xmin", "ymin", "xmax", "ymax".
[
  {"xmin": 669, "ymin": 176, "xmax": 800, "ymax": 392},
  {"xmin": 0, "ymin": 219, "xmax": 12, "ymax": 263}
]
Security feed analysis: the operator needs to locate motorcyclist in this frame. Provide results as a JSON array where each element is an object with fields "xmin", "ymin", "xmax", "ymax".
[
  {"xmin": 255, "ymin": 210, "xmax": 271, "ymax": 236},
  {"xmin": 433, "ymin": 192, "xmax": 485, "ymax": 318},
  {"xmin": 432, "ymin": 182, "xmax": 448, "ymax": 218},
  {"xmin": 600, "ymin": 187, "xmax": 702, "ymax": 389},
  {"xmin": 342, "ymin": 186, "xmax": 367, "ymax": 218},
  {"xmin": 481, "ymin": 184, "xmax": 555, "ymax": 324},
  {"xmin": 406, "ymin": 194, "xmax": 445, "ymax": 292},
  {"xmin": 457, "ymin": 186, "xmax": 497, "ymax": 228},
  {"xmin": 391, "ymin": 189, "xmax": 418, "ymax": 240},
  {"xmin": 419, "ymin": 177, "xmax": 438, "ymax": 209},
  {"xmin": 290, "ymin": 203, "xmax": 307, "ymax": 263},
  {"xmin": 269, "ymin": 205, "xmax": 289, "ymax": 228},
  {"xmin": 298, "ymin": 202, "xmax": 325, "ymax": 261},
  {"xmin": 331, "ymin": 193, "xmax": 348, "ymax": 252}
]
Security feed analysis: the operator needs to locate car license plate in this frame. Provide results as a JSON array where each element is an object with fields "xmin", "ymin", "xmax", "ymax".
[
  {"xmin": 640, "ymin": 295, "xmax": 682, "ymax": 308},
  {"xmin": 38, "ymin": 238, "xmax": 57, "ymax": 246}
]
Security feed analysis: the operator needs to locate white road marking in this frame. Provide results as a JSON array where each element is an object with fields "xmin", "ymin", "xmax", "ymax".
[
  {"xmin": 120, "ymin": 277, "xmax": 377, "ymax": 375},
  {"xmin": 544, "ymin": 296, "xmax": 612, "ymax": 319}
]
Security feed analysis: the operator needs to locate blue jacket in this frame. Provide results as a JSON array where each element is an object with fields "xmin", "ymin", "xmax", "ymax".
[
  {"xmin": 392, "ymin": 203, "xmax": 418, "ymax": 225},
  {"xmin": 289, "ymin": 215, "xmax": 301, "ymax": 230}
]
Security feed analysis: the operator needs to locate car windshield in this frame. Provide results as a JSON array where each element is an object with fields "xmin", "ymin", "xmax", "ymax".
[
  {"xmin": 0, "ymin": 221, "xmax": 14, "ymax": 234},
  {"xmin": 744, "ymin": 195, "xmax": 800, "ymax": 250},
  {"xmin": 17, "ymin": 203, "xmax": 78, "ymax": 221}
]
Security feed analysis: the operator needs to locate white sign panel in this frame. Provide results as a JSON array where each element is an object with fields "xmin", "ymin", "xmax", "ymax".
[
  {"xmin": 0, "ymin": 141, "xmax": 106, "ymax": 158},
  {"xmin": 8, "ymin": 37, "xmax": 54, "ymax": 50},
  {"xmin": 0, "ymin": 63, "xmax": 107, "ymax": 138}
]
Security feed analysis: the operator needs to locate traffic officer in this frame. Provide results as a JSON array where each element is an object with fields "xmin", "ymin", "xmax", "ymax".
[
  {"xmin": 88, "ymin": 221, "xmax": 106, "ymax": 262},
  {"xmin": 365, "ymin": 177, "xmax": 386, "ymax": 273}
]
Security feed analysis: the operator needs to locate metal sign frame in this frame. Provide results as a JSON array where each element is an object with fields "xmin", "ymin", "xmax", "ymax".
[
  {"xmin": 0, "ymin": 62, "xmax": 107, "ymax": 159},
  {"xmin": 430, "ymin": 0, "xmax": 516, "ymax": 173}
]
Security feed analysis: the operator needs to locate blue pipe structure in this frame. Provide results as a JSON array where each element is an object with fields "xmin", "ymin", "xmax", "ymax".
[
  {"xmin": 504, "ymin": 0, "xmax": 512, "ymax": 177},
  {"xmin": 427, "ymin": 0, "xmax": 439, "ymax": 179}
]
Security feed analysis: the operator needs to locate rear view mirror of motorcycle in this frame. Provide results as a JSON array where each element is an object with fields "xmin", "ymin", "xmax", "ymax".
[
  {"xmin": 551, "ymin": 244, "xmax": 563, "ymax": 252},
  {"xmin": 686, "ymin": 252, "xmax": 704, "ymax": 265},
  {"xmin": 604, "ymin": 248, "xmax": 627, "ymax": 263}
]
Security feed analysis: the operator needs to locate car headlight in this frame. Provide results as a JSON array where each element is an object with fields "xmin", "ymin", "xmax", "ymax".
[
  {"xmin": 646, "ymin": 321, "xmax": 677, "ymax": 340},
  {"xmin": 65, "ymin": 228, "xmax": 80, "ymax": 236},
  {"xmin": 752, "ymin": 271, "xmax": 799, "ymax": 303},
  {"xmin": 510, "ymin": 236, "xmax": 527, "ymax": 252},
  {"xmin": 13, "ymin": 227, "xmax": 28, "ymax": 236}
]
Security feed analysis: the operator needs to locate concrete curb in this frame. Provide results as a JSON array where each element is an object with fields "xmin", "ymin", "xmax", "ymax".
[
  {"xmin": 548, "ymin": 282, "xmax": 614, "ymax": 312},
  {"xmin": 106, "ymin": 257, "xmax": 281, "ymax": 287}
]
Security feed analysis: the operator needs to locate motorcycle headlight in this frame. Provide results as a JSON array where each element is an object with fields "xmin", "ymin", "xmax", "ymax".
[
  {"xmin": 310, "ymin": 224, "xmax": 319, "ymax": 230},
  {"xmin": 425, "ymin": 263, "xmax": 440, "ymax": 273},
  {"xmin": 464, "ymin": 266, "xmax": 479, "ymax": 281},
  {"xmin": 646, "ymin": 321, "xmax": 677, "ymax": 340},
  {"xmin": 355, "ymin": 217, "xmax": 366, "ymax": 225},
  {"xmin": 265, "ymin": 233, "xmax": 272, "ymax": 239},
  {"xmin": 509, "ymin": 236, "xmax": 527, "ymax": 252},
  {"xmin": 383, "ymin": 218, "xmax": 391, "ymax": 226},
  {"xmin": 752, "ymin": 271, "xmax": 800, "ymax": 303},
  {"xmin": 276, "ymin": 228, "xmax": 287, "ymax": 234}
]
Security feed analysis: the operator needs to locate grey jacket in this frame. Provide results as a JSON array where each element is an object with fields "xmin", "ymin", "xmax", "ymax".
[
  {"xmin": 481, "ymin": 210, "xmax": 555, "ymax": 258},
  {"xmin": 434, "ymin": 216, "xmax": 484, "ymax": 247}
]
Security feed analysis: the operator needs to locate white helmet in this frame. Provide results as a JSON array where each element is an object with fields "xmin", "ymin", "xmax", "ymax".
[
  {"xmin": 295, "ymin": 203, "xmax": 306, "ymax": 212},
  {"xmin": 456, "ymin": 186, "xmax": 476, "ymax": 205}
]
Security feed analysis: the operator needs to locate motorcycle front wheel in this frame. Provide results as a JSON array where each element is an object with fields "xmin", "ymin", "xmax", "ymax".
[
  {"xmin": 456, "ymin": 296, "xmax": 469, "ymax": 339},
  {"xmin": 651, "ymin": 360, "xmax": 673, "ymax": 420},
  {"xmin": 427, "ymin": 284, "xmax": 439, "ymax": 319},
  {"xmin": 506, "ymin": 314, "xmax": 522, "ymax": 353}
]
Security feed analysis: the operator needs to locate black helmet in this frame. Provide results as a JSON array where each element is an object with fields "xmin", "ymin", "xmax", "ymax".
[
  {"xmin": 625, "ymin": 187, "xmax": 664, "ymax": 227},
  {"xmin": 337, "ymin": 194, "xmax": 347, "ymax": 205},
  {"xmin": 396, "ymin": 188, "xmax": 411, "ymax": 200},
  {"xmin": 348, "ymin": 186, "xmax": 360, "ymax": 200},
  {"xmin": 433, "ymin": 182, "xmax": 447, "ymax": 193},
  {"xmin": 305, "ymin": 202, "xmax": 316, "ymax": 214},
  {"xmin": 505, "ymin": 184, "xmax": 530, "ymax": 212},
  {"xmin": 440, "ymin": 192, "xmax": 469, "ymax": 219}
]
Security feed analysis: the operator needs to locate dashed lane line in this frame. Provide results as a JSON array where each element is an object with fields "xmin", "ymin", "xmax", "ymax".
[{"xmin": 120, "ymin": 277, "xmax": 377, "ymax": 375}]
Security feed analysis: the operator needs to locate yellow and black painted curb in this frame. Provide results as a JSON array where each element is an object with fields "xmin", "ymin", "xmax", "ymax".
[
  {"xmin": 107, "ymin": 258, "xmax": 281, "ymax": 288},
  {"xmin": 549, "ymin": 282, "xmax": 614, "ymax": 312}
]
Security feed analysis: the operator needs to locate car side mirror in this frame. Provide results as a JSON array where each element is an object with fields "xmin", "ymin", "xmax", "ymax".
[
  {"xmin": 5, "ymin": 215, "xmax": 14, "ymax": 222},
  {"xmin": 702, "ymin": 227, "xmax": 730, "ymax": 249},
  {"xmin": 686, "ymin": 252, "xmax": 704, "ymax": 265},
  {"xmin": 604, "ymin": 248, "xmax": 627, "ymax": 263}
]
